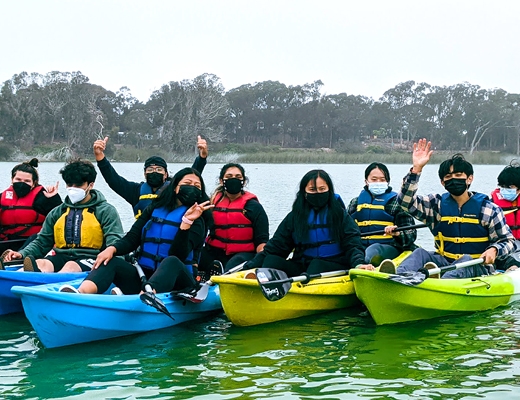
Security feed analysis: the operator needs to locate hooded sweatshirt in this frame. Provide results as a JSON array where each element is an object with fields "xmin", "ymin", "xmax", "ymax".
[{"xmin": 20, "ymin": 189, "xmax": 124, "ymax": 260}]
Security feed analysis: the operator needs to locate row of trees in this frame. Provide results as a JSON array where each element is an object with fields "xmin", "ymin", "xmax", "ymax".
[{"xmin": 1, "ymin": 71, "xmax": 519, "ymax": 158}]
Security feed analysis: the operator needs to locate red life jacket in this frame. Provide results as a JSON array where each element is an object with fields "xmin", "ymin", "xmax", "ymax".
[
  {"xmin": 0, "ymin": 185, "xmax": 46, "ymax": 240},
  {"xmin": 491, "ymin": 188, "xmax": 520, "ymax": 239},
  {"xmin": 206, "ymin": 191, "xmax": 258, "ymax": 255}
]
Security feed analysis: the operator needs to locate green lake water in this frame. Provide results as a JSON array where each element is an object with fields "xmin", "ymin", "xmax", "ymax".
[
  {"xmin": 1, "ymin": 162, "xmax": 520, "ymax": 399},
  {"xmin": 2, "ymin": 305, "xmax": 520, "ymax": 399}
]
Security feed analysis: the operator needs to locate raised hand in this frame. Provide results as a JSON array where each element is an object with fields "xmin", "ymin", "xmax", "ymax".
[
  {"xmin": 197, "ymin": 135, "xmax": 208, "ymax": 158},
  {"xmin": 183, "ymin": 200, "xmax": 214, "ymax": 222},
  {"xmin": 43, "ymin": 181, "xmax": 59, "ymax": 198},
  {"xmin": 93, "ymin": 136, "xmax": 109, "ymax": 161},
  {"xmin": 412, "ymin": 138, "xmax": 433, "ymax": 173}
]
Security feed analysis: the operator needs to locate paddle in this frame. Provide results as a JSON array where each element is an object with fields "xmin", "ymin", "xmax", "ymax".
[
  {"xmin": 360, "ymin": 223, "xmax": 428, "ymax": 237},
  {"xmin": 0, "ymin": 238, "xmax": 27, "ymax": 255},
  {"xmin": 256, "ymin": 268, "xmax": 348, "ymax": 301},
  {"xmin": 133, "ymin": 263, "xmax": 175, "ymax": 320},
  {"xmin": 175, "ymin": 262, "xmax": 246, "ymax": 303},
  {"xmin": 387, "ymin": 257, "xmax": 485, "ymax": 286}
]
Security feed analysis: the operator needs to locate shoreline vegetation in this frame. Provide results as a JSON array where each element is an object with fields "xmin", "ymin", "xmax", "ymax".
[{"xmin": 2, "ymin": 142, "xmax": 514, "ymax": 165}]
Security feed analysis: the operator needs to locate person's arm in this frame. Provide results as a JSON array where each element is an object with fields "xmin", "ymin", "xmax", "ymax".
[
  {"xmin": 113, "ymin": 205, "xmax": 154, "ymax": 255},
  {"xmin": 244, "ymin": 200, "xmax": 269, "ymax": 251},
  {"xmin": 19, "ymin": 210, "xmax": 60, "ymax": 259},
  {"xmin": 346, "ymin": 197, "xmax": 358, "ymax": 215},
  {"xmin": 387, "ymin": 197, "xmax": 417, "ymax": 249},
  {"xmin": 95, "ymin": 203, "xmax": 125, "ymax": 249},
  {"xmin": 339, "ymin": 212, "xmax": 366, "ymax": 268},
  {"xmin": 482, "ymin": 201, "xmax": 517, "ymax": 260},
  {"xmin": 191, "ymin": 156, "xmax": 207, "ymax": 175},
  {"xmin": 96, "ymin": 157, "xmax": 142, "ymax": 206},
  {"xmin": 33, "ymin": 189, "xmax": 62, "ymax": 215},
  {"xmin": 168, "ymin": 218, "xmax": 206, "ymax": 260},
  {"xmin": 397, "ymin": 170, "xmax": 443, "ymax": 228},
  {"xmin": 246, "ymin": 212, "xmax": 296, "ymax": 269}
]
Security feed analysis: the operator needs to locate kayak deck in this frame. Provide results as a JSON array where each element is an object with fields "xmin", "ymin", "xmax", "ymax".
[
  {"xmin": 350, "ymin": 268, "xmax": 520, "ymax": 325},
  {"xmin": 12, "ymin": 279, "xmax": 222, "ymax": 348},
  {"xmin": 0, "ymin": 267, "xmax": 87, "ymax": 315},
  {"xmin": 211, "ymin": 270, "xmax": 358, "ymax": 327}
]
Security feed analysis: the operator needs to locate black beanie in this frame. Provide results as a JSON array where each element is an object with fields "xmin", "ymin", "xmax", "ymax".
[{"xmin": 144, "ymin": 156, "xmax": 167, "ymax": 170}]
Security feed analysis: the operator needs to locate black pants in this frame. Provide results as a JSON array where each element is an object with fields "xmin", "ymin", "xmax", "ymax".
[
  {"xmin": 199, "ymin": 245, "xmax": 256, "ymax": 272},
  {"xmin": 85, "ymin": 256, "xmax": 198, "ymax": 294},
  {"xmin": 261, "ymin": 254, "xmax": 346, "ymax": 277}
]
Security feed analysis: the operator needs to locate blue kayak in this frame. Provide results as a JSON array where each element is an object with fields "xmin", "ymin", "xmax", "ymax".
[
  {"xmin": 0, "ymin": 267, "xmax": 87, "ymax": 315},
  {"xmin": 11, "ymin": 279, "xmax": 222, "ymax": 348}
]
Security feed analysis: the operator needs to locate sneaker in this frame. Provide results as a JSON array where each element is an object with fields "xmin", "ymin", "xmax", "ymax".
[
  {"xmin": 424, "ymin": 262, "xmax": 440, "ymax": 279},
  {"xmin": 23, "ymin": 255, "xmax": 40, "ymax": 272},
  {"xmin": 110, "ymin": 287, "xmax": 123, "ymax": 295},
  {"xmin": 209, "ymin": 260, "xmax": 224, "ymax": 277},
  {"xmin": 59, "ymin": 284, "xmax": 79, "ymax": 293},
  {"xmin": 378, "ymin": 259, "xmax": 396, "ymax": 274}
]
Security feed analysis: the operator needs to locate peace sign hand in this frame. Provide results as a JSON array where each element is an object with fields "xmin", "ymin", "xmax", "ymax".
[{"xmin": 183, "ymin": 200, "xmax": 214, "ymax": 222}]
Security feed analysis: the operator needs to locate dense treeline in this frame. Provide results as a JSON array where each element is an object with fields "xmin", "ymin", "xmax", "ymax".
[{"xmin": 1, "ymin": 71, "xmax": 519, "ymax": 160}]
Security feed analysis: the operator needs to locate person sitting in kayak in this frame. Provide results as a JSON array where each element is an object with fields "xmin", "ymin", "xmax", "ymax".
[
  {"xmin": 67, "ymin": 167, "xmax": 213, "ymax": 295},
  {"xmin": 0, "ymin": 158, "xmax": 62, "ymax": 254},
  {"xmin": 380, "ymin": 138, "xmax": 516, "ymax": 278},
  {"xmin": 245, "ymin": 169, "xmax": 374, "ymax": 277},
  {"xmin": 490, "ymin": 161, "xmax": 520, "ymax": 271},
  {"xmin": 198, "ymin": 163, "xmax": 269, "ymax": 278},
  {"xmin": 2, "ymin": 159, "xmax": 124, "ymax": 273},
  {"xmin": 348, "ymin": 162, "xmax": 418, "ymax": 266},
  {"xmin": 93, "ymin": 135, "xmax": 208, "ymax": 218}
]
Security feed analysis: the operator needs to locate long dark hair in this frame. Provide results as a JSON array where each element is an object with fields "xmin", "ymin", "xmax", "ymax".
[
  {"xmin": 292, "ymin": 169, "xmax": 344, "ymax": 242},
  {"xmin": 212, "ymin": 163, "xmax": 249, "ymax": 199},
  {"xmin": 11, "ymin": 158, "xmax": 40, "ymax": 186}
]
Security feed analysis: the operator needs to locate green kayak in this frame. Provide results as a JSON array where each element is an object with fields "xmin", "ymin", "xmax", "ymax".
[{"xmin": 350, "ymin": 268, "xmax": 520, "ymax": 325}]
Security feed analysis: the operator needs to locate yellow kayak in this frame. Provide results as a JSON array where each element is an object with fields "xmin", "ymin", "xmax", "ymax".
[{"xmin": 211, "ymin": 270, "xmax": 357, "ymax": 327}]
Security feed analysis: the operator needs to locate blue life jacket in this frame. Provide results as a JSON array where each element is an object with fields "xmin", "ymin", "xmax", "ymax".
[
  {"xmin": 294, "ymin": 208, "xmax": 343, "ymax": 259},
  {"xmin": 138, "ymin": 205, "xmax": 194, "ymax": 272},
  {"xmin": 133, "ymin": 181, "xmax": 170, "ymax": 218},
  {"xmin": 352, "ymin": 189, "xmax": 396, "ymax": 247},
  {"xmin": 432, "ymin": 192, "xmax": 489, "ymax": 262}
]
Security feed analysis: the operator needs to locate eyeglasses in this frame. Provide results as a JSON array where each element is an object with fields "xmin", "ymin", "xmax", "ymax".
[{"xmin": 145, "ymin": 166, "xmax": 166, "ymax": 173}]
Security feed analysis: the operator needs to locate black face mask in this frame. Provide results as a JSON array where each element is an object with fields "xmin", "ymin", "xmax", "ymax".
[
  {"xmin": 146, "ymin": 172, "xmax": 165, "ymax": 188},
  {"xmin": 13, "ymin": 182, "xmax": 32, "ymax": 198},
  {"xmin": 306, "ymin": 191, "xmax": 329, "ymax": 209},
  {"xmin": 223, "ymin": 178, "xmax": 244, "ymax": 195},
  {"xmin": 177, "ymin": 185, "xmax": 202, "ymax": 207},
  {"xmin": 444, "ymin": 178, "xmax": 468, "ymax": 196}
]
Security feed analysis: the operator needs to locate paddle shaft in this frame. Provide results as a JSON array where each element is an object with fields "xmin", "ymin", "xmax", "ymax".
[
  {"xmin": 423, "ymin": 257, "xmax": 485, "ymax": 277},
  {"xmin": 360, "ymin": 223, "xmax": 428, "ymax": 237},
  {"xmin": 263, "ymin": 269, "xmax": 348, "ymax": 286}
]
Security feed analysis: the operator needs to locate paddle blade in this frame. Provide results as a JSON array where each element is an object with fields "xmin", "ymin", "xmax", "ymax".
[
  {"xmin": 256, "ymin": 268, "xmax": 292, "ymax": 301},
  {"xmin": 140, "ymin": 292, "xmax": 175, "ymax": 320},
  {"xmin": 387, "ymin": 270, "xmax": 428, "ymax": 286}
]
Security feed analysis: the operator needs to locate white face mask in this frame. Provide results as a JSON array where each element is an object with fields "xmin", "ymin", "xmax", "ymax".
[
  {"xmin": 67, "ymin": 186, "xmax": 88, "ymax": 204},
  {"xmin": 368, "ymin": 182, "xmax": 388, "ymax": 196}
]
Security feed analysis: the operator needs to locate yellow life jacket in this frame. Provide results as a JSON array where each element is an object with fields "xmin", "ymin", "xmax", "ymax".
[{"xmin": 54, "ymin": 207, "xmax": 104, "ymax": 249}]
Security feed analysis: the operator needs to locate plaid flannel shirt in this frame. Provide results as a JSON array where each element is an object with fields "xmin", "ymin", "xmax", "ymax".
[{"xmin": 397, "ymin": 169, "xmax": 516, "ymax": 258}]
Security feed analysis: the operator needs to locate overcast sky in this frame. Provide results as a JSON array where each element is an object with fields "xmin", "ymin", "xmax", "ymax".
[{"xmin": 2, "ymin": 0, "xmax": 519, "ymax": 102}]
